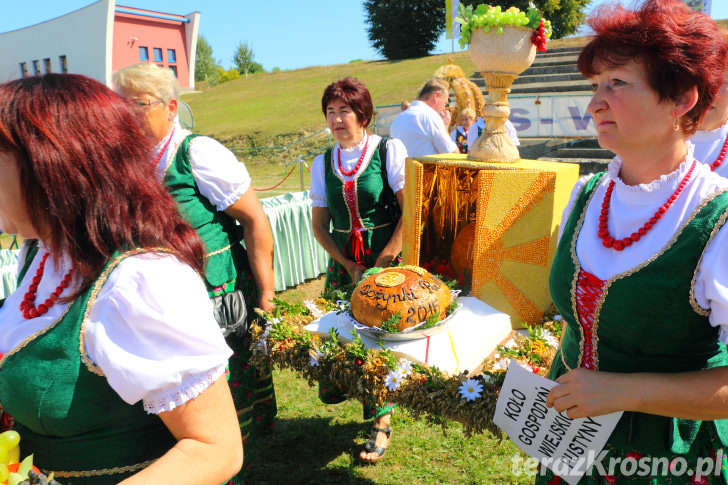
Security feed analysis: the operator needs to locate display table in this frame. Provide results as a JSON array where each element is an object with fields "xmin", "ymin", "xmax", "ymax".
[
  {"xmin": 259, "ymin": 191, "xmax": 328, "ymax": 291},
  {"xmin": 305, "ymin": 296, "xmax": 512, "ymax": 375},
  {"xmin": 0, "ymin": 249, "xmax": 19, "ymax": 300}
]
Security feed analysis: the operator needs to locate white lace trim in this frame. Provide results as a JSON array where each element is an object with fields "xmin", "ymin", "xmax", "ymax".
[
  {"xmin": 607, "ymin": 144, "xmax": 695, "ymax": 193},
  {"xmin": 339, "ymin": 134, "xmax": 369, "ymax": 152},
  {"xmin": 143, "ymin": 363, "xmax": 227, "ymax": 415}
]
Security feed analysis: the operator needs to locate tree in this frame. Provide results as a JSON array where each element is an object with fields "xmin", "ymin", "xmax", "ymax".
[
  {"xmin": 364, "ymin": 0, "xmax": 445, "ymax": 60},
  {"xmin": 233, "ymin": 41, "xmax": 255, "ymax": 76},
  {"xmin": 195, "ymin": 34, "xmax": 220, "ymax": 86},
  {"xmin": 459, "ymin": 0, "xmax": 592, "ymax": 39}
]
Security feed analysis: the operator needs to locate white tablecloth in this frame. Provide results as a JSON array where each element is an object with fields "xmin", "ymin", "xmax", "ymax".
[
  {"xmin": 0, "ymin": 249, "xmax": 19, "ymax": 300},
  {"xmin": 305, "ymin": 296, "xmax": 513, "ymax": 375}
]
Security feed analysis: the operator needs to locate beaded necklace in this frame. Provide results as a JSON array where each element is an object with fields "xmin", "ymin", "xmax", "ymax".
[
  {"xmin": 598, "ymin": 161, "xmax": 696, "ymax": 251},
  {"xmin": 708, "ymin": 135, "xmax": 728, "ymax": 171},
  {"xmin": 20, "ymin": 252, "xmax": 73, "ymax": 319},
  {"xmin": 337, "ymin": 135, "xmax": 369, "ymax": 177},
  {"xmin": 154, "ymin": 127, "xmax": 175, "ymax": 167}
]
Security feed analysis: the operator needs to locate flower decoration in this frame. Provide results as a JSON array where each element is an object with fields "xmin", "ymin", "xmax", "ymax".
[
  {"xmin": 395, "ymin": 359, "xmax": 412, "ymax": 378},
  {"xmin": 455, "ymin": 2, "xmax": 553, "ymax": 51},
  {"xmin": 303, "ymin": 300, "xmax": 324, "ymax": 319},
  {"xmin": 384, "ymin": 371, "xmax": 402, "ymax": 391},
  {"xmin": 459, "ymin": 378, "xmax": 484, "ymax": 401},
  {"xmin": 309, "ymin": 349, "xmax": 324, "ymax": 367}
]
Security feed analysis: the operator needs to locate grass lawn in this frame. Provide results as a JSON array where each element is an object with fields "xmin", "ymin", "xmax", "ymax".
[{"xmin": 247, "ymin": 367, "xmax": 531, "ymax": 485}]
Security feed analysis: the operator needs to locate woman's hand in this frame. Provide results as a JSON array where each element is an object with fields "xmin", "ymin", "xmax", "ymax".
[
  {"xmin": 257, "ymin": 290, "xmax": 275, "ymax": 313},
  {"xmin": 546, "ymin": 368, "xmax": 627, "ymax": 419},
  {"xmin": 344, "ymin": 260, "xmax": 368, "ymax": 283},
  {"xmin": 374, "ymin": 253, "xmax": 396, "ymax": 268}
]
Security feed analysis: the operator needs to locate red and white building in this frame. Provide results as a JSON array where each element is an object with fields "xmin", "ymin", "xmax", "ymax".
[{"xmin": 0, "ymin": 0, "xmax": 200, "ymax": 89}]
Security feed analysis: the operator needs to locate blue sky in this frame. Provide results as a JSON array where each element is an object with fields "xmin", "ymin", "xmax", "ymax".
[{"xmin": 0, "ymin": 1, "xmax": 726, "ymax": 71}]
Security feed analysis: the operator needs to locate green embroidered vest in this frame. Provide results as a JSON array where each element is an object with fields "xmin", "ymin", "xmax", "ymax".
[
  {"xmin": 163, "ymin": 134, "xmax": 247, "ymax": 293},
  {"xmin": 323, "ymin": 139, "xmax": 397, "ymax": 264},
  {"xmin": 0, "ymin": 248, "xmax": 176, "ymax": 484},
  {"xmin": 549, "ymin": 173, "xmax": 728, "ymax": 455}
]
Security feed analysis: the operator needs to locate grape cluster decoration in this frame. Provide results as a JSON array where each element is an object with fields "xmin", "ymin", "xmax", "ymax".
[{"xmin": 455, "ymin": 2, "xmax": 553, "ymax": 51}]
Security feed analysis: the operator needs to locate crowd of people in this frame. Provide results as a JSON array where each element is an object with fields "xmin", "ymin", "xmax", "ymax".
[{"xmin": 2, "ymin": 0, "xmax": 728, "ymax": 483}]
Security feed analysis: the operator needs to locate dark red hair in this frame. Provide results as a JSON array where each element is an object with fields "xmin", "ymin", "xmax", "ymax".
[
  {"xmin": 0, "ymin": 74, "xmax": 204, "ymax": 297},
  {"xmin": 578, "ymin": 0, "xmax": 728, "ymax": 136},
  {"xmin": 321, "ymin": 77, "xmax": 373, "ymax": 128}
]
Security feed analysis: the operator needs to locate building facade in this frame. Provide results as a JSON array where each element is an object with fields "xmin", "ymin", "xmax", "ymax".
[{"xmin": 0, "ymin": 0, "xmax": 199, "ymax": 89}]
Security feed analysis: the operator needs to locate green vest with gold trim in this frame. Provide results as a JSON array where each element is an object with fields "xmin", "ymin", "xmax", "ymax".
[
  {"xmin": 163, "ymin": 134, "xmax": 247, "ymax": 293},
  {"xmin": 0, "ymin": 248, "xmax": 177, "ymax": 484},
  {"xmin": 549, "ymin": 173, "xmax": 728, "ymax": 455}
]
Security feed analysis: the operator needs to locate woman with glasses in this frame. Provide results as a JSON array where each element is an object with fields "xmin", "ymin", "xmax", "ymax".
[{"xmin": 113, "ymin": 63, "xmax": 275, "ymax": 483}]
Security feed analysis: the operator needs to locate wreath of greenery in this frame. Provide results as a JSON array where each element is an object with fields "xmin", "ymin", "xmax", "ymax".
[{"xmin": 250, "ymin": 291, "xmax": 562, "ymax": 436}]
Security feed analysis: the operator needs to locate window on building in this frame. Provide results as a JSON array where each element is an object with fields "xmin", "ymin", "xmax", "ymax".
[
  {"xmin": 168, "ymin": 65, "xmax": 177, "ymax": 77},
  {"xmin": 43, "ymin": 58, "xmax": 51, "ymax": 74},
  {"xmin": 138, "ymin": 46, "xmax": 149, "ymax": 61},
  {"xmin": 167, "ymin": 49, "xmax": 176, "ymax": 63},
  {"xmin": 19, "ymin": 62, "xmax": 28, "ymax": 78},
  {"xmin": 32, "ymin": 60, "xmax": 40, "ymax": 76},
  {"xmin": 153, "ymin": 48, "xmax": 163, "ymax": 62},
  {"xmin": 59, "ymin": 55, "xmax": 68, "ymax": 73}
]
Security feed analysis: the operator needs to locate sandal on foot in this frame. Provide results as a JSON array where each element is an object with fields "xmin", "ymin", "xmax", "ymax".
[{"xmin": 360, "ymin": 426, "xmax": 393, "ymax": 463}]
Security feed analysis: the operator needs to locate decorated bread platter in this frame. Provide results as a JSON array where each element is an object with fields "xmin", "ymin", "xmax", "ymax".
[
  {"xmin": 344, "ymin": 293, "xmax": 461, "ymax": 341},
  {"xmin": 342, "ymin": 266, "xmax": 461, "ymax": 341}
]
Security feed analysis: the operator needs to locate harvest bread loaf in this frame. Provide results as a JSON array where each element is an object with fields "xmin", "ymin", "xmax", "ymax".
[{"xmin": 350, "ymin": 266, "xmax": 452, "ymax": 332}]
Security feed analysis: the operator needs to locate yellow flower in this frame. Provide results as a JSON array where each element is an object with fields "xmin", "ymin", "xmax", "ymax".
[{"xmin": 531, "ymin": 340, "xmax": 547, "ymax": 354}]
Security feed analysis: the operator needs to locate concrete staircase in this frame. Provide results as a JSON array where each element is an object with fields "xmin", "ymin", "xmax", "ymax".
[
  {"xmin": 471, "ymin": 46, "xmax": 592, "ymax": 95},
  {"xmin": 470, "ymin": 46, "xmax": 613, "ymax": 174}
]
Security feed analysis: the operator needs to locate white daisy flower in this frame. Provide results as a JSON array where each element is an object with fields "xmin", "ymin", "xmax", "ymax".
[
  {"xmin": 309, "ymin": 349, "xmax": 324, "ymax": 367},
  {"xmin": 541, "ymin": 329, "xmax": 560, "ymax": 348},
  {"xmin": 395, "ymin": 359, "xmax": 412, "ymax": 378},
  {"xmin": 384, "ymin": 371, "xmax": 401, "ymax": 391},
  {"xmin": 459, "ymin": 378, "xmax": 483, "ymax": 401},
  {"xmin": 491, "ymin": 357, "xmax": 512, "ymax": 371},
  {"xmin": 270, "ymin": 317, "xmax": 281, "ymax": 324}
]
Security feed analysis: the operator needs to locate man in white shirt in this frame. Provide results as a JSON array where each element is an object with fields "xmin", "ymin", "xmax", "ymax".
[{"xmin": 390, "ymin": 78, "xmax": 459, "ymax": 157}]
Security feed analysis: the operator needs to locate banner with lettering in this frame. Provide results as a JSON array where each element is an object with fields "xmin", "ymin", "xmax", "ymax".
[
  {"xmin": 509, "ymin": 95, "xmax": 596, "ymax": 137},
  {"xmin": 494, "ymin": 362, "xmax": 622, "ymax": 485}
]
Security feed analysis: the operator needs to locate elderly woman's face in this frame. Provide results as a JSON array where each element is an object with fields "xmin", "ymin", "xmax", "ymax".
[
  {"xmin": 117, "ymin": 85, "xmax": 177, "ymax": 145},
  {"xmin": 326, "ymin": 99, "xmax": 365, "ymax": 148},
  {"xmin": 587, "ymin": 59, "xmax": 675, "ymax": 156},
  {"xmin": 0, "ymin": 152, "xmax": 38, "ymax": 239},
  {"xmin": 699, "ymin": 71, "xmax": 728, "ymax": 132}
]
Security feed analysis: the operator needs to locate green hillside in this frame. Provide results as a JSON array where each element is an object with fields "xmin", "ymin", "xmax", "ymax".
[{"xmin": 181, "ymin": 36, "xmax": 594, "ymax": 146}]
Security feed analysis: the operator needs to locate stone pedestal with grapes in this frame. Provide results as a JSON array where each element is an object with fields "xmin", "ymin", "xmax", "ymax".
[{"xmin": 456, "ymin": 4, "xmax": 549, "ymax": 163}]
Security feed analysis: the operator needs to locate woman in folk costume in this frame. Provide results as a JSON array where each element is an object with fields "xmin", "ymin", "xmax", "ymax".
[
  {"xmin": 0, "ymin": 74, "xmax": 241, "ymax": 484},
  {"xmin": 538, "ymin": 1, "xmax": 728, "ymax": 483},
  {"xmin": 309, "ymin": 77, "xmax": 407, "ymax": 462},
  {"xmin": 690, "ymin": 30, "xmax": 728, "ymax": 177},
  {"xmin": 113, "ymin": 63, "xmax": 275, "ymax": 482}
]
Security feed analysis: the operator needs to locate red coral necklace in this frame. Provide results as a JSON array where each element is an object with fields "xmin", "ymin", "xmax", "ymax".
[
  {"xmin": 337, "ymin": 135, "xmax": 369, "ymax": 177},
  {"xmin": 154, "ymin": 127, "xmax": 175, "ymax": 166},
  {"xmin": 20, "ymin": 252, "xmax": 74, "ymax": 319},
  {"xmin": 708, "ymin": 135, "xmax": 728, "ymax": 171},
  {"xmin": 598, "ymin": 161, "xmax": 696, "ymax": 251}
]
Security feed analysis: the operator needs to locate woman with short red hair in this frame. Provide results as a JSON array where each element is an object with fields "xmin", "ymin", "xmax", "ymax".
[
  {"xmin": 0, "ymin": 74, "xmax": 242, "ymax": 484},
  {"xmin": 310, "ymin": 77, "xmax": 408, "ymax": 462},
  {"xmin": 541, "ymin": 1, "xmax": 728, "ymax": 483}
]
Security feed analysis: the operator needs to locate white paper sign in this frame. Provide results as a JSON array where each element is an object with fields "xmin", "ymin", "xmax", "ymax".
[{"xmin": 494, "ymin": 362, "xmax": 623, "ymax": 485}]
